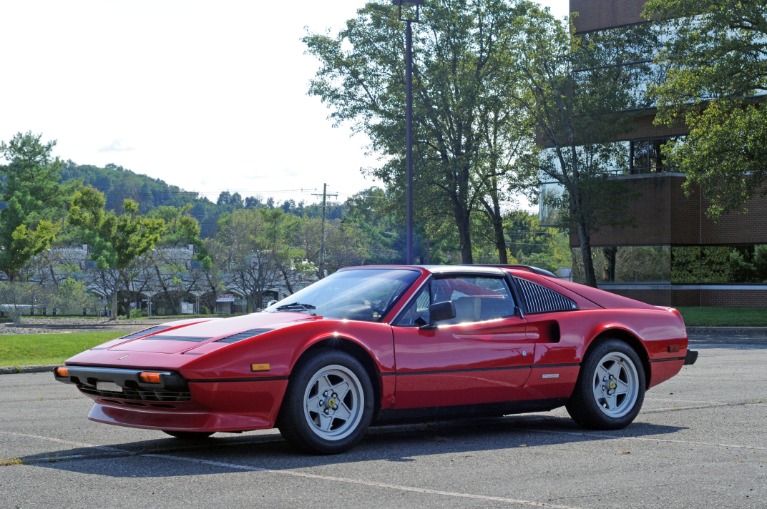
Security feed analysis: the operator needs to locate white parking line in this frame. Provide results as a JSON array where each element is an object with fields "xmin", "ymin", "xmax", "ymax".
[
  {"xmin": 2, "ymin": 430, "xmax": 583, "ymax": 508},
  {"xmin": 145, "ymin": 453, "xmax": 585, "ymax": 509},
  {"xmin": 0, "ymin": 430, "xmax": 127, "ymax": 452}
]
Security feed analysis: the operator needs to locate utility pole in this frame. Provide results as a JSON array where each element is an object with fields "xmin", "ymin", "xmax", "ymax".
[{"xmin": 312, "ymin": 183, "xmax": 338, "ymax": 278}]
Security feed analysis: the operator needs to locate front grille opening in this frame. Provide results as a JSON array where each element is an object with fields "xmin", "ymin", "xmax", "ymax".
[{"xmin": 80, "ymin": 385, "xmax": 191, "ymax": 403}]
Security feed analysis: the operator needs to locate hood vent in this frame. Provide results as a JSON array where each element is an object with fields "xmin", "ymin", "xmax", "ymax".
[
  {"xmin": 119, "ymin": 325, "xmax": 172, "ymax": 340},
  {"xmin": 142, "ymin": 335, "xmax": 208, "ymax": 343},
  {"xmin": 216, "ymin": 329, "xmax": 272, "ymax": 344}
]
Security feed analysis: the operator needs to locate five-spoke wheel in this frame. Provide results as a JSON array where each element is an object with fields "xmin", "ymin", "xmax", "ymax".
[
  {"xmin": 567, "ymin": 339, "xmax": 646, "ymax": 429},
  {"xmin": 279, "ymin": 350, "xmax": 374, "ymax": 454}
]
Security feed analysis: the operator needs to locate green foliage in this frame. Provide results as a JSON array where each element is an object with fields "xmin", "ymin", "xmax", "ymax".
[
  {"xmin": 644, "ymin": 0, "xmax": 767, "ymax": 216},
  {"xmin": 0, "ymin": 132, "xmax": 72, "ymax": 281},
  {"xmin": 52, "ymin": 278, "xmax": 102, "ymax": 313},
  {"xmin": 671, "ymin": 246, "xmax": 733, "ymax": 284},
  {"xmin": 509, "ymin": 6, "xmax": 653, "ymax": 286},
  {"xmin": 69, "ymin": 187, "xmax": 165, "ymax": 271},
  {"xmin": 343, "ymin": 188, "xmax": 404, "ymax": 263},
  {"xmin": 67, "ymin": 186, "xmax": 165, "ymax": 317},
  {"xmin": 504, "ymin": 210, "xmax": 570, "ymax": 273},
  {"xmin": 304, "ymin": 0, "xmax": 537, "ymax": 263}
]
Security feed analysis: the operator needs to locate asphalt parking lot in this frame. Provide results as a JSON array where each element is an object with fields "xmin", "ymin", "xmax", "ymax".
[{"xmin": 1, "ymin": 335, "xmax": 765, "ymax": 509}]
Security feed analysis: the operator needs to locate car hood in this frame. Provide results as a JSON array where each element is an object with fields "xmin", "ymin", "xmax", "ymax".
[{"xmin": 91, "ymin": 312, "xmax": 320, "ymax": 355}]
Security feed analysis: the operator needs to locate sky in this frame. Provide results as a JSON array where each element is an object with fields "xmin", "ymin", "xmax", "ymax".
[{"xmin": 1, "ymin": 0, "xmax": 568, "ymax": 205}]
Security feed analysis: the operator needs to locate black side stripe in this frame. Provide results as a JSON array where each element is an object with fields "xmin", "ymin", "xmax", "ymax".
[
  {"xmin": 188, "ymin": 376, "xmax": 289, "ymax": 383},
  {"xmin": 388, "ymin": 363, "xmax": 580, "ymax": 377},
  {"xmin": 650, "ymin": 357, "xmax": 687, "ymax": 363}
]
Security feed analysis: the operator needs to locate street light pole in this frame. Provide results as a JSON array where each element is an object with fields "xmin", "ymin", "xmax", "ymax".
[{"xmin": 393, "ymin": 0, "xmax": 422, "ymax": 264}]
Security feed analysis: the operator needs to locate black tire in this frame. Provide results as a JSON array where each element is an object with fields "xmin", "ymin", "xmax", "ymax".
[
  {"xmin": 163, "ymin": 431, "xmax": 214, "ymax": 440},
  {"xmin": 278, "ymin": 349, "xmax": 374, "ymax": 454},
  {"xmin": 566, "ymin": 339, "xmax": 646, "ymax": 430}
]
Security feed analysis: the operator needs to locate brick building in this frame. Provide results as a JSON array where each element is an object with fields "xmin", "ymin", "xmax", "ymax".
[{"xmin": 563, "ymin": 0, "xmax": 767, "ymax": 306}]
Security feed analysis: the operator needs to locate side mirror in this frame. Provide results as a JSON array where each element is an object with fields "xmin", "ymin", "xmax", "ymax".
[{"xmin": 420, "ymin": 300, "xmax": 455, "ymax": 329}]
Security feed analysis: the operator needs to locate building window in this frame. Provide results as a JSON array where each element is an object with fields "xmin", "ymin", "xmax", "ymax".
[
  {"xmin": 571, "ymin": 246, "xmax": 672, "ymax": 284},
  {"xmin": 671, "ymin": 245, "xmax": 767, "ymax": 284},
  {"xmin": 630, "ymin": 138, "xmax": 681, "ymax": 174}
]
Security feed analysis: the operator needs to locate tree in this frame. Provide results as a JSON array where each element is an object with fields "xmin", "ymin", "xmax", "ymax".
[
  {"xmin": 145, "ymin": 205, "xmax": 211, "ymax": 314},
  {"xmin": 303, "ymin": 0, "xmax": 534, "ymax": 263},
  {"xmin": 0, "ymin": 132, "xmax": 72, "ymax": 281},
  {"xmin": 509, "ymin": 5, "xmax": 649, "ymax": 286},
  {"xmin": 68, "ymin": 186, "xmax": 165, "ymax": 318},
  {"xmin": 260, "ymin": 208, "xmax": 314, "ymax": 295},
  {"xmin": 504, "ymin": 210, "xmax": 569, "ymax": 272},
  {"xmin": 342, "ymin": 187, "xmax": 406, "ymax": 264},
  {"xmin": 210, "ymin": 208, "xmax": 309, "ymax": 311},
  {"xmin": 643, "ymin": 1, "xmax": 767, "ymax": 217}
]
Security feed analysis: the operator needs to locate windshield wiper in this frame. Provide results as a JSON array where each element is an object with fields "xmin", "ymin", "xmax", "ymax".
[{"xmin": 275, "ymin": 303, "xmax": 317, "ymax": 314}]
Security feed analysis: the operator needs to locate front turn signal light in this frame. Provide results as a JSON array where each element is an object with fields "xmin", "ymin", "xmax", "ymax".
[
  {"xmin": 139, "ymin": 372, "xmax": 163, "ymax": 384},
  {"xmin": 54, "ymin": 366, "xmax": 69, "ymax": 377}
]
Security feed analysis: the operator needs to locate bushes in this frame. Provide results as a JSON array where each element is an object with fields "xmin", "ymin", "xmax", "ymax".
[{"xmin": 0, "ymin": 279, "xmax": 103, "ymax": 321}]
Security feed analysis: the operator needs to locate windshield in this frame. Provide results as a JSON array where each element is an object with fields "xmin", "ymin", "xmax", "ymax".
[{"xmin": 265, "ymin": 268, "xmax": 420, "ymax": 322}]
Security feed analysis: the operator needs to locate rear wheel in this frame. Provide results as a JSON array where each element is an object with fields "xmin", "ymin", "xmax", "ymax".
[
  {"xmin": 278, "ymin": 350, "xmax": 373, "ymax": 454},
  {"xmin": 566, "ymin": 339, "xmax": 645, "ymax": 429}
]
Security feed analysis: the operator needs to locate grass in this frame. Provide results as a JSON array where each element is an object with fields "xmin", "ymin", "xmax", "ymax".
[
  {"xmin": 677, "ymin": 307, "xmax": 767, "ymax": 327},
  {"xmin": 0, "ymin": 332, "xmax": 117, "ymax": 368}
]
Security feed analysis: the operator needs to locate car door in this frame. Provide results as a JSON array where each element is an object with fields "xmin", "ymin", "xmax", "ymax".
[{"xmin": 390, "ymin": 274, "xmax": 535, "ymax": 409}]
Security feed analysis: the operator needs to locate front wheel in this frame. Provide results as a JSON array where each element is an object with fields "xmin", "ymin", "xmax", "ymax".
[
  {"xmin": 278, "ymin": 350, "xmax": 374, "ymax": 454},
  {"xmin": 566, "ymin": 339, "xmax": 646, "ymax": 429}
]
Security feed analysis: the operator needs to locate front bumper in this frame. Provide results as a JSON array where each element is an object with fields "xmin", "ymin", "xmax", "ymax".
[
  {"xmin": 54, "ymin": 365, "xmax": 190, "ymax": 401},
  {"xmin": 54, "ymin": 365, "xmax": 288, "ymax": 432},
  {"xmin": 684, "ymin": 349, "xmax": 699, "ymax": 365}
]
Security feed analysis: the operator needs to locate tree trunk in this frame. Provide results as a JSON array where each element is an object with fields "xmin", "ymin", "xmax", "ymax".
[
  {"xmin": 576, "ymin": 220, "xmax": 597, "ymax": 287},
  {"xmin": 494, "ymin": 217, "xmax": 508, "ymax": 264},
  {"xmin": 455, "ymin": 206, "xmax": 473, "ymax": 264},
  {"xmin": 481, "ymin": 194, "xmax": 508, "ymax": 264},
  {"xmin": 110, "ymin": 292, "xmax": 119, "ymax": 321}
]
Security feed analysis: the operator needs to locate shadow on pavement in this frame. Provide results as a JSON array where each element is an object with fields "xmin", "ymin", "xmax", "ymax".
[{"xmin": 16, "ymin": 414, "xmax": 686, "ymax": 477}]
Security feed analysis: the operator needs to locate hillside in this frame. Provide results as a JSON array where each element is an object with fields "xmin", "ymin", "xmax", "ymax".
[{"xmin": 58, "ymin": 161, "xmax": 346, "ymax": 238}]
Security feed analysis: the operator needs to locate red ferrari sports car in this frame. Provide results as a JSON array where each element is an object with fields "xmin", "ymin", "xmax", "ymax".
[{"xmin": 55, "ymin": 265, "xmax": 697, "ymax": 454}]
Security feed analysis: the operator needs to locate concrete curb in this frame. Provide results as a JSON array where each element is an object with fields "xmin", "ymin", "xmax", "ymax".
[{"xmin": 0, "ymin": 365, "xmax": 57, "ymax": 375}]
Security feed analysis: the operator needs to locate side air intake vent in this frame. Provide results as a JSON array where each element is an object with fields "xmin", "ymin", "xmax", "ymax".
[{"xmin": 515, "ymin": 277, "xmax": 578, "ymax": 314}]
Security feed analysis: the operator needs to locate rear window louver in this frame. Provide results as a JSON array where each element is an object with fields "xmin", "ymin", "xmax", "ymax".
[
  {"xmin": 216, "ymin": 329, "xmax": 272, "ymax": 344},
  {"xmin": 515, "ymin": 277, "xmax": 578, "ymax": 314}
]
